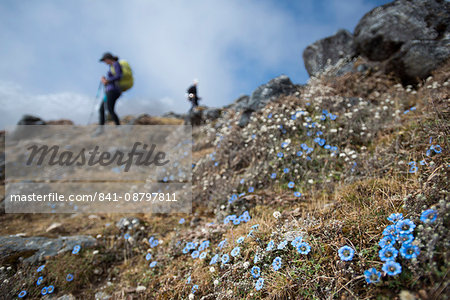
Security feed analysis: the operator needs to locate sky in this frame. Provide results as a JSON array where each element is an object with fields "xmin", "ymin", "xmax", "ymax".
[{"xmin": 0, "ymin": 0, "xmax": 392, "ymax": 129}]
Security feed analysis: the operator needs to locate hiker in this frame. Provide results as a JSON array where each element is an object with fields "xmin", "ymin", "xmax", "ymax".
[
  {"xmin": 187, "ymin": 79, "xmax": 201, "ymax": 111},
  {"xmin": 99, "ymin": 52, "xmax": 123, "ymax": 126}
]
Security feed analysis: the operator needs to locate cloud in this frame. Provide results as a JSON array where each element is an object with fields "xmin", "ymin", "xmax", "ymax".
[{"xmin": 0, "ymin": 0, "xmax": 390, "ymax": 129}]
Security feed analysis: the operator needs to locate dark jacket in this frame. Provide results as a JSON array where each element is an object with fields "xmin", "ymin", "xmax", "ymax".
[{"xmin": 105, "ymin": 61, "xmax": 122, "ymax": 93}]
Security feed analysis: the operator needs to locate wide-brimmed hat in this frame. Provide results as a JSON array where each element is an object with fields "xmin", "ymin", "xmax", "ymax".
[{"xmin": 99, "ymin": 52, "xmax": 118, "ymax": 62}]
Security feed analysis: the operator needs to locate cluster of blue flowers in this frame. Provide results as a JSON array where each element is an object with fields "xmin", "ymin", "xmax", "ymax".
[
  {"xmin": 409, "ymin": 138, "xmax": 443, "ymax": 173},
  {"xmin": 363, "ymin": 209, "xmax": 438, "ymax": 284},
  {"xmin": 182, "ymin": 240, "xmax": 210, "ymax": 261},
  {"xmin": 223, "ymin": 211, "xmax": 251, "ymax": 225}
]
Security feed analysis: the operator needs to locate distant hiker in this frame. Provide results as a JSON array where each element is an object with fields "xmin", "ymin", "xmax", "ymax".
[
  {"xmin": 94, "ymin": 52, "xmax": 134, "ymax": 134},
  {"xmin": 187, "ymin": 79, "xmax": 201, "ymax": 111}
]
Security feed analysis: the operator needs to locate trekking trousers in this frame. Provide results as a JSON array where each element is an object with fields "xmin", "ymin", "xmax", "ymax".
[{"xmin": 99, "ymin": 89, "xmax": 121, "ymax": 125}]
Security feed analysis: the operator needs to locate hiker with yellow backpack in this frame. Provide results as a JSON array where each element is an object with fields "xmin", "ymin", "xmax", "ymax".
[{"xmin": 95, "ymin": 52, "xmax": 133, "ymax": 134}]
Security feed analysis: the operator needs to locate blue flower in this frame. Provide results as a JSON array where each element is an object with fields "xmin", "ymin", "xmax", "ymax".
[
  {"xmin": 277, "ymin": 152, "xmax": 284, "ymax": 158},
  {"xmin": 283, "ymin": 168, "xmax": 289, "ymax": 173},
  {"xmin": 291, "ymin": 114, "xmax": 297, "ymax": 120},
  {"xmin": 277, "ymin": 240, "xmax": 288, "ymax": 250},
  {"xmin": 364, "ymin": 268, "xmax": 381, "ymax": 284},
  {"xmin": 251, "ymin": 266, "xmax": 261, "ymax": 278},
  {"xmin": 210, "ymin": 254, "xmax": 219, "ymax": 265},
  {"xmin": 233, "ymin": 218, "xmax": 241, "ymax": 225},
  {"xmin": 294, "ymin": 192, "xmax": 302, "ymax": 197},
  {"xmin": 420, "ymin": 209, "xmax": 437, "ymax": 224},
  {"xmin": 288, "ymin": 182, "xmax": 295, "ymax": 188},
  {"xmin": 18, "ymin": 291, "xmax": 27, "ymax": 298},
  {"xmin": 272, "ymin": 257, "xmax": 282, "ymax": 271},
  {"xmin": 237, "ymin": 237, "xmax": 245, "ymax": 244},
  {"xmin": 72, "ymin": 245, "xmax": 81, "ymax": 255},
  {"xmin": 382, "ymin": 225, "xmax": 397, "ymax": 236},
  {"xmin": 338, "ymin": 246, "xmax": 355, "ymax": 261},
  {"xmin": 255, "ymin": 278, "xmax": 264, "ymax": 291},
  {"xmin": 254, "ymin": 254, "xmax": 260, "ymax": 264},
  {"xmin": 281, "ymin": 142, "xmax": 289, "ymax": 148},
  {"xmin": 240, "ymin": 179, "xmax": 245, "ymax": 184},
  {"xmin": 186, "ymin": 275, "xmax": 191, "ymax": 284},
  {"xmin": 199, "ymin": 240, "xmax": 210, "ymax": 251},
  {"xmin": 387, "ymin": 213, "xmax": 403, "ymax": 223},
  {"xmin": 379, "ymin": 246, "xmax": 398, "ymax": 261},
  {"xmin": 66, "ymin": 274, "xmax": 74, "ymax": 282},
  {"xmin": 36, "ymin": 276, "xmax": 43, "ymax": 285},
  {"xmin": 248, "ymin": 187, "xmax": 254, "ymax": 193},
  {"xmin": 382, "ymin": 260, "xmax": 402, "ymax": 276},
  {"xmin": 199, "ymin": 252, "xmax": 207, "ymax": 259},
  {"xmin": 270, "ymin": 173, "xmax": 277, "ymax": 179},
  {"xmin": 192, "ymin": 285, "xmax": 199, "ymax": 293},
  {"xmin": 145, "ymin": 253, "xmax": 152, "ymax": 261},
  {"xmin": 291, "ymin": 236, "xmax": 302, "ymax": 247},
  {"xmin": 179, "ymin": 218, "xmax": 185, "ymax": 224},
  {"xmin": 221, "ymin": 254, "xmax": 230, "ymax": 264},
  {"xmin": 400, "ymin": 244, "xmax": 420, "ymax": 259},
  {"xmin": 266, "ymin": 240, "xmax": 274, "ymax": 251},
  {"xmin": 191, "ymin": 251, "xmax": 200, "ymax": 259},
  {"xmin": 268, "ymin": 113, "xmax": 272, "ymax": 119},
  {"xmin": 296, "ymin": 242, "xmax": 311, "ymax": 254},
  {"xmin": 409, "ymin": 165, "xmax": 418, "ymax": 173},
  {"xmin": 218, "ymin": 239, "xmax": 227, "ymax": 249},
  {"xmin": 47, "ymin": 285, "xmax": 54, "ymax": 294},
  {"xmin": 329, "ymin": 114, "xmax": 337, "ymax": 120},
  {"xmin": 296, "ymin": 151, "xmax": 303, "ymax": 156},
  {"xmin": 37, "ymin": 265, "xmax": 45, "ymax": 272},
  {"xmin": 151, "ymin": 239, "xmax": 159, "ymax": 248},
  {"xmin": 397, "ymin": 233, "xmax": 414, "ymax": 244},
  {"xmin": 379, "ymin": 235, "xmax": 396, "ymax": 248},
  {"xmin": 150, "ymin": 261, "xmax": 157, "ymax": 268},
  {"xmin": 396, "ymin": 219, "xmax": 415, "ymax": 234},
  {"xmin": 231, "ymin": 247, "xmax": 240, "ymax": 257},
  {"xmin": 41, "ymin": 287, "xmax": 48, "ymax": 296},
  {"xmin": 182, "ymin": 247, "xmax": 189, "ymax": 254}
]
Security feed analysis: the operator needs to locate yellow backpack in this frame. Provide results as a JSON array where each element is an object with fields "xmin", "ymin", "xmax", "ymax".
[{"xmin": 111, "ymin": 60, "xmax": 134, "ymax": 92}]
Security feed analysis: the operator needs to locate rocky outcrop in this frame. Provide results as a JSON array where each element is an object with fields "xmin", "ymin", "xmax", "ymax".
[
  {"xmin": 303, "ymin": 29, "xmax": 356, "ymax": 77},
  {"xmin": 0, "ymin": 235, "xmax": 97, "ymax": 264},
  {"xmin": 238, "ymin": 75, "xmax": 297, "ymax": 127},
  {"xmin": 387, "ymin": 39, "xmax": 450, "ymax": 82},
  {"xmin": 303, "ymin": 0, "xmax": 450, "ymax": 83},
  {"xmin": 354, "ymin": 0, "xmax": 449, "ymax": 61}
]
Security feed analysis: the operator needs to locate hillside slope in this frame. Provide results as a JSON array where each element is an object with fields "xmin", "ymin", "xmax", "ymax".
[{"xmin": 1, "ymin": 60, "xmax": 448, "ymax": 299}]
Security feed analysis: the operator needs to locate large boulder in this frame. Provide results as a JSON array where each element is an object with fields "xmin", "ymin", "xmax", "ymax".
[
  {"xmin": 387, "ymin": 39, "xmax": 450, "ymax": 83},
  {"xmin": 303, "ymin": 29, "xmax": 357, "ymax": 77},
  {"xmin": 224, "ymin": 95, "xmax": 250, "ymax": 112},
  {"xmin": 238, "ymin": 75, "xmax": 297, "ymax": 127},
  {"xmin": 354, "ymin": 0, "xmax": 450, "ymax": 61}
]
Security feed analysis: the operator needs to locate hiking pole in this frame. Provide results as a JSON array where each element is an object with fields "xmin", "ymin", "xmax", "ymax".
[{"xmin": 87, "ymin": 81, "xmax": 103, "ymax": 125}]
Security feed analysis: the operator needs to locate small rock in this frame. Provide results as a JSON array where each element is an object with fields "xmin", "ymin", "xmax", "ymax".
[
  {"xmin": 95, "ymin": 292, "xmax": 112, "ymax": 300},
  {"xmin": 46, "ymin": 223, "xmax": 64, "ymax": 233}
]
